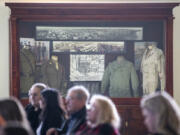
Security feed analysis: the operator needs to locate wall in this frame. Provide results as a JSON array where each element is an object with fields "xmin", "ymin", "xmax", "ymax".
[
  {"xmin": 0, "ymin": 1, "xmax": 10, "ymax": 98},
  {"xmin": 173, "ymin": 6, "xmax": 180, "ymax": 104},
  {"xmin": 0, "ymin": 0, "xmax": 180, "ymax": 103}
]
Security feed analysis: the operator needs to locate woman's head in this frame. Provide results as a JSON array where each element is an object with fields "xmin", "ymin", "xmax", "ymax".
[
  {"xmin": 0, "ymin": 97, "xmax": 27, "ymax": 123},
  {"xmin": 39, "ymin": 88, "xmax": 60, "ymax": 110},
  {"xmin": 0, "ymin": 121, "xmax": 33, "ymax": 135},
  {"xmin": 86, "ymin": 95, "xmax": 120, "ymax": 129},
  {"xmin": 39, "ymin": 88, "xmax": 63, "ymax": 121},
  {"xmin": 141, "ymin": 91, "xmax": 180, "ymax": 135},
  {"xmin": 0, "ymin": 97, "xmax": 31, "ymax": 131}
]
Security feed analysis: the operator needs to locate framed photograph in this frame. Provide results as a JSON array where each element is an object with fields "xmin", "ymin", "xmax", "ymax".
[
  {"xmin": 53, "ymin": 41, "xmax": 124, "ymax": 53},
  {"xmin": 19, "ymin": 38, "xmax": 50, "ymax": 97},
  {"xmin": 34, "ymin": 41, "xmax": 50, "ymax": 65},
  {"xmin": 70, "ymin": 54, "xmax": 105, "ymax": 81},
  {"xmin": 36, "ymin": 26, "xmax": 143, "ymax": 41},
  {"xmin": 20, "ymin": 38, "xmax": 35, "ymax": 47},
  {"xmin": 20, "ymin": 38, "xmax": 50, "ymax": 65}
]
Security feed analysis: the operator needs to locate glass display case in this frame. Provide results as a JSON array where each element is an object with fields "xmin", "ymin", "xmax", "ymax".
[{"xmin": 17, "ymin": 20, "xmax": 166, "ymax": 98}]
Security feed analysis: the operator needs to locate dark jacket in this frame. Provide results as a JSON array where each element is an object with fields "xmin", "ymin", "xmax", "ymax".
[
  {"xmin": 37, "ymin": 109, "xmax": 64, "ymax": 135},
  {"xmin": 25, "ymin": 104, "xmax": 41, "ymax": 134},
  {"xmin": 57, "ymin": 106, "xmax": 86, "ymax": 135},
  {"xmin": 75, "ymin": 123, "xmax": 120, "ymax": 135}
]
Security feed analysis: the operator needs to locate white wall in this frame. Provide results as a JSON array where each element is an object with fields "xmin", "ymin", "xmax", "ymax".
[
  {"xmin": 173, "ymin": 6, "xmax": 180, "ymax": 104},
  {"xmin": 0, "ymin": 1, "xmax": 180, "ymax": 104},
  {"xmin": 0, "ymin": 1, "xmax": 10, "ymax": 98}
]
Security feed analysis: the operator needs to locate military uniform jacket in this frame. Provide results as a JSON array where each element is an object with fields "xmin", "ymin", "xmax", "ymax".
[
  {"xmin": 101, "ymin": 59, "xmax": 139, "ymax": 97},
  {"xmin": 20, "ymin": 48, "xmax": 36, "ymax": 94},
  {"xmin": 41, "ymin": 59, "xmax": 66, "ymax": 93},
  {"xmin": 141, "ymin": 46, "xmax": 165, "ymax": 94}
]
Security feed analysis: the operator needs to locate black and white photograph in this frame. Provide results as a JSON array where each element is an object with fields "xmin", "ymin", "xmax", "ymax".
[
  {"xmin": 33, "ymin": 41, "xmax": 50, "ymax": 65},
  {"xmin": 20, "ymin": 38, "xmax": 50, "ymax": 65},
  {"xmin": 36, "ymin": 26, "xmax": 143, "ymax": 41},
  {"xmin": 20, "ymin": 37, "xmax": 35, "ymax": 47},
  {"xmin": 53, "ymin": 41, "xmax": 124, "ymax": 53},
  {"xmin": 70, "ymin": 54, "xmax": 104, "ymax": 81}
]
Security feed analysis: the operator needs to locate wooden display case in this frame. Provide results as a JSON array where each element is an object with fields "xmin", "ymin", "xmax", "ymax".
[{"xmin": 6, "ymin": 3, "xmax": 179, "ymax": 135}]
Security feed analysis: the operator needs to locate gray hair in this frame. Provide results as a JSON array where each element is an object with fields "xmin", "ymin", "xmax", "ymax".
[
  {"xmin": 29, "ymin": 83, "xmax": 48, "ymax": 92},
  {"xmin": 67, "ymin": 85, "xmax": 90, "ymax": 103}
]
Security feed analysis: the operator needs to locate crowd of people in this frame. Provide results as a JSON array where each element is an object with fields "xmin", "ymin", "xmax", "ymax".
[{"xmin": 0, "ymin": 83, "xmax": 180, "ymax": 135}]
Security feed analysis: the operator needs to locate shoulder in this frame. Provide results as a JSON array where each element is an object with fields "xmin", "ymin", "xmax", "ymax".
[
  {"xmin": 106, "ymin": 61, "xmax": 118, "ymax": 70},
  {"xmin": 25, "ymin": 104, "xmax": 34, "ymax": 111},
  {"xmin": 124, "ymin": 59, "xmax": 133, "ymax": 66},
  {"xmin": 154, "ymin": 47, "xmax": 164, "ymax": 55},
  {"xmin": 46, "ymin": 109, "xmax": 64, "ymax": 121},
  {"xmin": 99, "ymin": 123, "xmax": 120, "ymax": 135}
]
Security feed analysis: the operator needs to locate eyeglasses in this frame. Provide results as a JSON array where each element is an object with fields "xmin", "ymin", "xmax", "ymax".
[
  {"xmin": 66, "ymin": 96, "xmax": 77, "ymax": 101},
  {"xmin": 29, "ymin": 93, "xmax": 38, "ymax": 97}
]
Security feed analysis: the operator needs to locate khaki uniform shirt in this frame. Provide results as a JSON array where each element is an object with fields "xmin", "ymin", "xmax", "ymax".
[{"xmin": 141, "ymin": 46, "xmax": 165, "ymax": 94}]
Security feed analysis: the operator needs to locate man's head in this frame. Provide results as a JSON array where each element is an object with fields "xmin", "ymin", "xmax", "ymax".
[
  {"xmin": 28, "ymin": 83, "xmax": 47, "ymax": 108},
  {"xmin": 66, "ymin": 85, "xmax": 90, "ymax": 114}
]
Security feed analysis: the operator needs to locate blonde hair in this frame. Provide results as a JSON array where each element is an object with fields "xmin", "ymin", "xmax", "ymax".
[
  {"xmin": 141, "ymin": 91, "xmax": 180, "ymax": 135},
  {"xmin": 90, "ymin": 95, "xmax": 121, "ymax": 129}
]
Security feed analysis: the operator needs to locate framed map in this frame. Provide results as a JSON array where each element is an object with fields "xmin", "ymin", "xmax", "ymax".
[{"xmin": 70, "ymin": 54, "xmax": 104, "ymax": 81}]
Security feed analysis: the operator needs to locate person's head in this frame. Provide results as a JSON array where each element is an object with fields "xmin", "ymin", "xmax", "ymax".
[
  {"xmin": 0, "ymin": 97, "xmax": 30, "ymax": 130},
  {"xmin": 28, "ymin": 83, "xmax": 47, "ymax": 108},
  {"xmin": 39, "ymin": 88, "xmax": 61, "ymax": 111},
  {"xmin": 140, "ymin": 91, "xmax": 180, "ymax": 135},
  {"xmin": 86, "ymin": 95, "xmax": 120, "ymax": 129},
  {"xmin": 0, "ymin": 121, "xmax": 33, "ymax": 135},
  {"xmin": 0, "ymin": 97, "xmax": 26, "ymax": 123},
  {"xmin": 39, "ymin": 88, "xmax": 64, "ymax": 121},
  {"xmin": 66, "ymin": 85, "xmax": 90, "ymax": 114}
]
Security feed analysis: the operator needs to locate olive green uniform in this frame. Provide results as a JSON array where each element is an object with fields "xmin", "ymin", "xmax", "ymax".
[{"xmin": 101, "ymin": 59, "xmax": 139, "ymax": 97}]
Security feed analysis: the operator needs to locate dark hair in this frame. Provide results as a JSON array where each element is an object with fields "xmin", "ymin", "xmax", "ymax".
[
  {"xmin": 0, "ymin": 98, "xmax": 31, "ymax": 131},
  {"xmin": 40, "ymin": 88, "xmax": 63, "ymax": 121},
  {"xmin": 0, "ymin": 98, "xmax": 23, "ymax": 122},
  {"xmin": 2, "ymin": 122, "xmax": 33, "ymax": 135},
  {"xmin": 38, "ymin": 89, "xmax": 65, "ymax": 135}
]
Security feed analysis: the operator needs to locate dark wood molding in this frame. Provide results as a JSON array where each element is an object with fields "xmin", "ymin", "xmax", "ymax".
[{"xmin": 6, "ymin": 3, "xmax": 179, "ymax": 17}]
